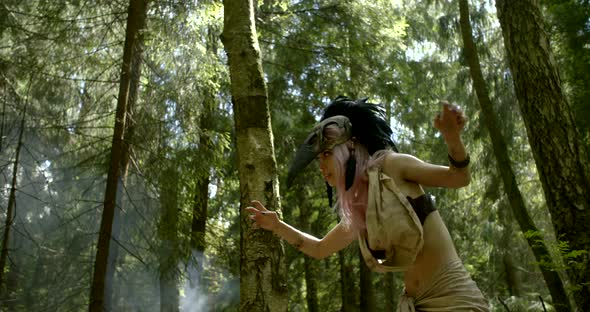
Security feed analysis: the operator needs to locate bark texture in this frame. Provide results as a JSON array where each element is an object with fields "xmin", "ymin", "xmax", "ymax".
[
  {"xmin": 495, "ymin": 1, "xmax": 590, "ymax": 310},
  {"xmin": 459, "ymin": 0, "xmax": 572, "ymax": 310},
  {"xmin": 104, "ymin": 18, "xmax": 146, "ymax": 311},
  {"xmin": 88, "ymin": 0, "xmax": 148, "ymax": 310},
  {"xmin": 221, "ymin": 0, "xmax": 287, "ymax": 310}
]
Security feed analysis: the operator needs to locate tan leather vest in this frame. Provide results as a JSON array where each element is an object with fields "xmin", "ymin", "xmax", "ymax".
[{"xmin": 358, "ymin": 167, "xmax": 424, "ymax": 272}]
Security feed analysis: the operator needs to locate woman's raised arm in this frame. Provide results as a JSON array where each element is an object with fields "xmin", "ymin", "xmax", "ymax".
[{"xmin": 382, "ymin": 102, "xmax": 470, "ymax": 188}]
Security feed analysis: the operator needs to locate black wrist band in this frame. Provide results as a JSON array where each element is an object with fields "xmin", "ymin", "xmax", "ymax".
[{"xmin": 448, "ymin": 153, "xmax": 470, "ymax": 168}]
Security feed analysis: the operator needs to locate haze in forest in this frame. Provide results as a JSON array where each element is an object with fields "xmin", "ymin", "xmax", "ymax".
[{"xmin": 0, "ymin": 0, "xmax": 588, "ymax": 311}]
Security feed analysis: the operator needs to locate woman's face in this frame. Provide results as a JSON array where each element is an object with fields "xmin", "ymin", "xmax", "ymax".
[{"xmin": 318, "ymin": 150, "xmax": 336, "ymax": 186}]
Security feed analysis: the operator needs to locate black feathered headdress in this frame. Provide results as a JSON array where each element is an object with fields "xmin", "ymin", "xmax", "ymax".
[
  {"xmin": 322, "ymin": 96, "xmax": 397, "ymax": 154},
  {"xmin": 286, "ymin": 115, "xmax": 353, "ymax": 188},
  {"xmin": 287, "ymin": 96, "xmax": 397, "ymax": 201}
]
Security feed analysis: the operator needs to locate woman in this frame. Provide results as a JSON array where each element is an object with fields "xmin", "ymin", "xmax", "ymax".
[{"xmin": 246, "ymin": 97, "xmax": 489, "ymax": 311}]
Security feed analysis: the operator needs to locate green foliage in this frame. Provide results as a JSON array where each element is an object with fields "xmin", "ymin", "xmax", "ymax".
[
  {"xmin": 524, "ymin": 229, "xmax": 587, "ymax": 291},
  {"xmin": 1, "ymin": 0, "xmax": 586, "ymax": 310}
]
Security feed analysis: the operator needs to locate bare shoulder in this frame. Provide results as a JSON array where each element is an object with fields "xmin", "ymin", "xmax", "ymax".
[
  {"xmin": 381, "ymin": 152, "xmax": 422, "ymax": 178},
  {"xmin": 383, "ymin": 152, "xmax": 422, "ymax": 165}
]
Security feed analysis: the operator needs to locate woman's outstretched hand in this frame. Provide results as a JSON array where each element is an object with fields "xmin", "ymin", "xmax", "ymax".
[
  {"xmin": 245, "ymin": 200, "xmax": 280, "ymax": 231},
  {"xmin": 433, "ymin": 101, "xmax": 465, "ymax": 141}
]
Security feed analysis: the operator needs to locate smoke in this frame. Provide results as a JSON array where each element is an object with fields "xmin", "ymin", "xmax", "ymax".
[
  {"xmin": 180, "ymin": 250, "xmax": 240, "ymax": 312},
  {"xmin": 180, "ymin": 251, "xmax": 209, "ymax": 312}
]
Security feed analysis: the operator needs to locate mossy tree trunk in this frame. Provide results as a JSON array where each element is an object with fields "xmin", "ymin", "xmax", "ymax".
[
  {"xmin": 495, "ymin": 1, "xmax": 590, "ymax": 310},
  {"xmin": 221, "ymin": 0, "xmax": 287, "ymax": 310}
]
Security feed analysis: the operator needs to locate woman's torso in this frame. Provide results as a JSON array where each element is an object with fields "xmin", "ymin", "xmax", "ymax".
[{"xmin": 391, "ymin": 173, "xmax": 460, "ymax": 297}]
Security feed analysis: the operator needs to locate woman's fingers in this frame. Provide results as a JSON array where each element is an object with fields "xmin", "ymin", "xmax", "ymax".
[
  {"xmin": 245, "ymin": 201, "xmax": 267, "ymax": 216},
  {"xmin": 245, "ymin": 207, "xmax": 262, "ymax": 229},
  {"xmin": 250, "ymin": 200, "xmax": 268, "ymax": 211},
  {"xmin": 245, "ymin": 200, "xmax": 275, "ymax": 230},
  {"xmin": 434, "ymin": 101, "xmax": 466, "ymax": 135},
  {"xmin": 439, "ymin": 103, "xmax": 463, "ymax": 123},
  {"xmin": 245, "ymin": 206, "xmax": 258, "ymax": 214}
]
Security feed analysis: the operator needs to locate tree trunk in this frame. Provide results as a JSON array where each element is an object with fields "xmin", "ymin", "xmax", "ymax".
[
  {"xmin": 459, "ymin": 1, "xmax": 572, "ymax": 310},
  {"xmin": 189, "ymin": 169, "xmax": 209, "ymax": 289},
  {"xmin": 497, "ymin": 186, "xmax": 522, "ymax": 298},
  {"xmin": 104, "ymin": 21, "xmax": 146, "ymax": 311},
  {"xmin": 302, "ymin": 257, "xmax": 319, "ymax": 312},
  {"xmin": 339, "ymin": 250, "xmax": 355, "ymax": 312},
  {"xmin": 384, "ymin": 273, "xmax": 399, "ymax": 311},
  {"xmin": 159, "ymin": 165, "xmax": 180, "ymax": 312},
  {"xmin": 495, "ymin": 1, "xmax": 590, "ymax": 309},
  {"xmin": 299, "ymin": 200, "xmax": 319, "ymax": 312},
  {"xmin": 186, "ymin": 22, "xmax": 219, "ymax": 302},
  {"xmin": 188, "ymin": 89, "xmax": 216, "ymax": 292},
  {"xmin": 503, "ymin": 254, "xmax": 521, "ymax": 297},
  {"xmin": 221, "ymin": 0, "xmax": 287, "ymax": 310},
  {"xmin": 88, "ymin": 0, "xmax": 148, "ymax": 310},
  {"xmin": 359, "ymin": 249, "xmax": 375, "ymax": 311},
  {"xmin": 0, "ymin": 102, "xmax": 25, "ymax": 297},
  {"xmin": 0, "ymin": 83, "xmax": 6, "ymax": 153},
  {"xmin": 190, "ymin": 171, "xmax": 209, "ymax": 251}
]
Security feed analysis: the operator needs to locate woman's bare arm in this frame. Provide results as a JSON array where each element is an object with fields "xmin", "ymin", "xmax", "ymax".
[
  {"xmin": 382, "ymin": 102, "xmax": 470, "ymax": 188},
  {"xmin": 246, "ymin": 201, "xmax": 356, "ymax": 259},
  {"xmin": 272, "ymin": 220, "xmax": 355, "ymax": 259},
  {"xmin": 382, "ymin": 153, "xmax": 470, "ymax": 188}
]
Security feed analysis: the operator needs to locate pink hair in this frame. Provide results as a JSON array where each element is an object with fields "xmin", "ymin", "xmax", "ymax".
[{"xmin": 323, "ymin": 126, "xmax": 371, "ymax": 233}]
